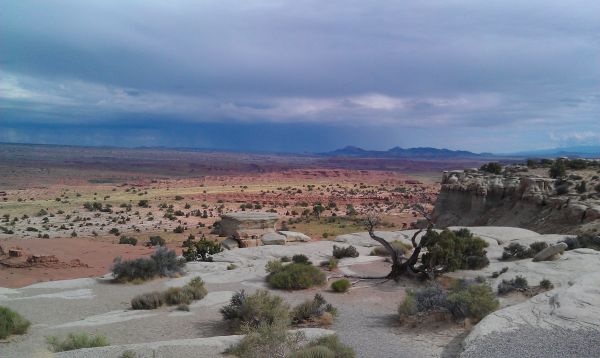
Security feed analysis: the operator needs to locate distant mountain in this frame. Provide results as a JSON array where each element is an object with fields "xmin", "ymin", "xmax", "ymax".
[
  {"xmin": 321, "ymin": 146, "xmax": 493, "ymax": 159},
  {"xmin": 509, "ymin": 146, "xmax": 600, "ymax": 158}
]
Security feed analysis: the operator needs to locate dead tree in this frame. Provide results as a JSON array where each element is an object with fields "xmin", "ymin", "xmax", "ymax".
[{"xmin": 364, "ymin": 205, "xmax": 435, "ymax": 281}]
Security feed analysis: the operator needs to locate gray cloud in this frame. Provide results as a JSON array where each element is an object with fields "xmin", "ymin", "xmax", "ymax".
[{"xmin": 1, "ymin": 0, "xmax": 599, "ymax": 151}]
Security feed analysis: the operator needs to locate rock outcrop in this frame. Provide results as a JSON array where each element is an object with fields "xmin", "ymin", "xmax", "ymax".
[
  {"xmin": 218, "ymin": 212, "xmax": 279, "ymax": 247},
  {"xmin": 432, "ymin": 169, "xmax": 600, "ymax": 233}
]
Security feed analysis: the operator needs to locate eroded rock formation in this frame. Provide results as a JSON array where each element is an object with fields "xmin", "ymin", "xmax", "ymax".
[{"xmin": 432, "ymin": 169, "xmax": 600, "ymax": 233}]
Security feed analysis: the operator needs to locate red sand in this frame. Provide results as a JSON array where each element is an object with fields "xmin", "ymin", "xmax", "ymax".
[{"xmin": 0, "ymin": 238, "xmax": 176, "ymax": 288}]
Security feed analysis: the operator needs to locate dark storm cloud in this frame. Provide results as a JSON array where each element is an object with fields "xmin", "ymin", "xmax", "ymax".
[{"xmin": 1, "ymin": 0, "xmax": 599, "ymax": 152}]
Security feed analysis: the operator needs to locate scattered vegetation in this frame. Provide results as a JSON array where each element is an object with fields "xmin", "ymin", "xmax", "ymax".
[
  {"xmin": 398, "ymin": 280, "xmax": 499, "ymax": 323},
  {"xmin": 420, "ymin": 228, "xmax": 490, "ymax": 272},
  {"xmin": 497, "ymin": 275, "xmax": 529, "ymax": 295},
  {"xmin": 332, "ymin": 245, "xmax": 359, "ymax": 259},
  {"xmin": 331, "ymin": 278, "xmax": 351, "ymax": 293},
  {"xmin": 118, "ymin": 236, "xmax": 138, "ymax": 246},
  {"xmin": 220, "ymin": 290, "xmax": 290, "ymax": 332},
  {"xmin": 291, "ymin": 294, "xmax": 337, "ymax": 325},
  {"xmin": 182, "ymin": 234, "xmax": 223, "ymax": 262},
  {"xmin": 266, "ymin": 260, "xmax": 326, "ymax": 290},
  {"xmin": 480, "ymin": 162, "xmax": 502, "ymax": 174},
  {"xmin": 131, "ymin": 277, "xmax": 207, "ymax": 309},
  {"xmin": 0, "ymin": 306, "xmax": 30, "ymax": 339},
  {"xmin": 560, "ymin": 234, "xmax": 600, "ymax": 251},
  {"xmin": 146, "ymin": 235, "xmax": 165, "ymax": 247},
  {"xmin": 46, "ymin": 333, "xmax": 109, "ymax": 352},
  {"xmin": 112, "ymin": 247, "xmax": 185, "ymax": 282},
  {"xmin": 501, "ymin": 241, "xmax": 549, "ymax": 260}
]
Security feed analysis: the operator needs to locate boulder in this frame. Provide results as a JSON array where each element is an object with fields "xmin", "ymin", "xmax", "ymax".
[
  {"xmin": 261, "ymin": 232, "xmax": 286, "ymax": 245},
  {"xmin": 278, "ymin": 231, "xmax": 311, "ymax": 242},
  {"xmin": 218, "ymin": 212, "xmax": 279, "ymax": 239},
  {"xmin": 533, "ymin": 242, "xmax": 568, "ymax": 262},
  {"xmin": 221, "ymin": 238, "xmax": 239, "ymax": 250}
]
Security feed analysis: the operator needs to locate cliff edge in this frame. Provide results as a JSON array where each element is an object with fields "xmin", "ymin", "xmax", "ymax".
[{"xmin": 432, "ymin": 166, "xmax": 600, "ymax": 233}]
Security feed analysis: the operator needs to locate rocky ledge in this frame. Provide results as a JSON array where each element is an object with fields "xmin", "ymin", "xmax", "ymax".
[{"xmin": 432, "ymin": 168, "xmax": 600, "ymax": 233}]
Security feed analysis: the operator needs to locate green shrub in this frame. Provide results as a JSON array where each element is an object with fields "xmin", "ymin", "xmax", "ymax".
[
  {"xmin": 327, "ymin": 257, "xmax": 338, "ymax": 270},
  {"xmin": 112, "ymin": 247, "xmax": 185, "ymax": 282},
  {"xmin": 46, "ymin": 333, "xmax": 109, "ymax": 352},
  {"xmin": 295, "ymin": 335, "xmax": 355, "ymax": 358},
  {"xmin": 182, "ymin": 235, "xmax": 223, "ymax": 262},
  {"xmin": 280, "ymin": 256, "xmax": 291, "ymax": 262},
  {"xmin": 120, "ymin": 351, "xmax": 137, "ymax": 358},
  {"xmin": 539, "ymin": 279, "xmax": 554, "ymax": 290},
  {"xmin": 291, "ymin": 294, "xmax": 337, "ymax": 325},
  {"xmin": 448, "ymin": 282, "xmax": 499, "ymax": 321},
  {"xmin": 491, "ymin": 267, "xmax": 509, "ymax": 278},
  {"xmin": 220, "ymin": 290, "xmax": 290, "ymax": 332},
  {"xmin": 267, "ymin": 263, "xmax": 326, "ymax": 290},
  {"xmin": 131, "ymin": 278, "xmax": 206, "ymax": 309},
  {"xmin": 501, "ymin": 242, "xmax": 530, "ymax": 260},
  {"xmin": 292, "ymin": 254, "xmax": 311, "ymax": 264},
  {"xmin": 163, "ymin": 287, "xmax": 192, "ymax": 306},
  {"xmin": 561, "ymin": 234, "xmax": 600, "ymax": 251},
  {"xmin": 480, "ymin": 162, "xmax": 502, "ymax": 174},
  {"xmin": 0, "ymin": 306, "xmax": 30, "ymax": 339},
  {"xmin": 397, "ymin": 292, "xmax": 417, "ymax": 316},
  {"xmin": 331, "ymin": 279, "xmax": 351, "ymax": 293},
  {"xmin": 528, "ymin": 241, "xmax": 549, "ymax": 255},
  {"xmin": 292, "ymin": 345, "xmax": 335, "ymax": 358},
  {"xmin": 420, "ymin": 229, "xmax": 489, "ymax": 272},
  {"xmin": 226, "ymin": 321, "xmax": 303, "ymax": 358},
  {"xmin": 131, "ymin": 292, "xmax": 164, "ymax": 310},
  {"xmin": 332, "ymin": 245, "xmax": 359, "ymax": 259},
  {"xmin": 183, "ymin": 277, "xmax": 208, "ymax": 300},
  {"xmin": 498, "ymin": 275, "xmax": 529, "ymax": 295},
  {"xmin": 549, "ymin": 161, "xmax": 566, "ymax": 178},
  {"xmin": 227, "ymin": 263, "xmax": 238, "ymax": 270},
  {"xmin": 118, "ymin": 236, "xmax": 137, "ymax": 246},
  {"xmin": 146, "ymin": 235, "xmax": 165, "ymax": 247}
]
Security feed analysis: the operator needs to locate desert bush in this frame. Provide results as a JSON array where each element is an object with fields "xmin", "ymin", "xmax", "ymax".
[
  {"xmin": 227, "ymin": 263, "xmax": 238, "ymax": 270},
  {"xmin": 146, "ymin": 235, "xmax": 165, "ymax": 247},
  {"xmin": 480, "ymin": 162, "xmax": 502, "ymax": 174},
  {"xmin": 420, "ymin": 229, "xmax": 489, "ymax": 272},
  {"xmin": 131, "ymin": 292, "xmax": 164, "ymax": 310},
  {"xmin": 118, "ymin": 236, "xmax": 137, "ymax": 246},
  {"xmin": 280, "ymin": 256, "xmax": 291, "ymax": 262},
  {"xmin": 163, "ymin": 287, "xmax": 193, "ymax": 305},
  {"xmin": 226, "ymin": 321, "xmax": 303, "ymax": 358},
  {"xmin": 0, "ymin": 306, "xmax": 30, "ymax": 339},
  {"xmin": 332, "ymin": 245, "xmax": 359, "ymax": 259},
  {"xmin": 331, "ymin": 279, "xmax": 351, "ymax": 293},
  {"xmin": 291, "ymin": 294, "xmax": 337, "ymax": 325},
  {"xmin": 561, "ymin": 234, "xmax": 600, "ymax": 251},
  {"xmin": 491, "ymin": 267, "xmax": 509, "ymax": 278},
  {"xmin": 173, "ymin": 225, "xmax": 185, "ymax": 233},
  {"xmin": 369, "ymin": 241, "xmax": 412, "ymax": 256},
  {"xmin": 448, "ymin": 281, "xmax": 499, "ymax": 321},
  {"xmin": 265, "ymin": 260, "xmax": 284, "ymax": 274},
  {"xmin": 549, "ymin": 161, "xmax": 566, "ymax": 178},
  {"xmin": 528, "ymin": 241, "xmax": 549, "ymax": 255},
  {"xmin": 182, "ymin": 235, "xmax": 223, "ymax": 262},
  {"xmin": 112, "ymin": 247, "xmax": 185, "ymax": 282},
  {"xmin": 501, "ymin": 242, "xmax": 529, "ymax": 260},
  {"xmin": 292, "ymin": 254, "xmax": 311, "ymax": 264},
  {"xmin": 220, "ymin": 290, "xmax": 290, "ymax": 332},
  {"xmin": 539, "ymin": 279, "xmax": 554, "ymax": 290},
  {"xmin": 120, "ymin": 351, "xmax": 137, "ymax": 358},
  {"xmin": 183, "ymin": 277, "xmax": 208, "ymax": 300},
  {"xmin": 46, "ymin": 333, "xmax": 109, "ymax": 352},
  {"xmin": 497, "ymin": 275, "xmax": 529, "ymax": 295},
  {"xmin": 267, "ymin": 263, "xmax": 326, "ymax": 290},
  {"xmin": 327, "ymin": 257, "xmax": 338, "ymax": 270},
  {"xmin": 293, "ymin": 334, "xmax": 355, "ymax": 358}
]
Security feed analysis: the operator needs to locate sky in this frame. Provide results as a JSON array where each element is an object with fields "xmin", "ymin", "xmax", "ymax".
[{"xmin": 1, "ymin": 0, "xmax": 599, "ymax": 153}]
